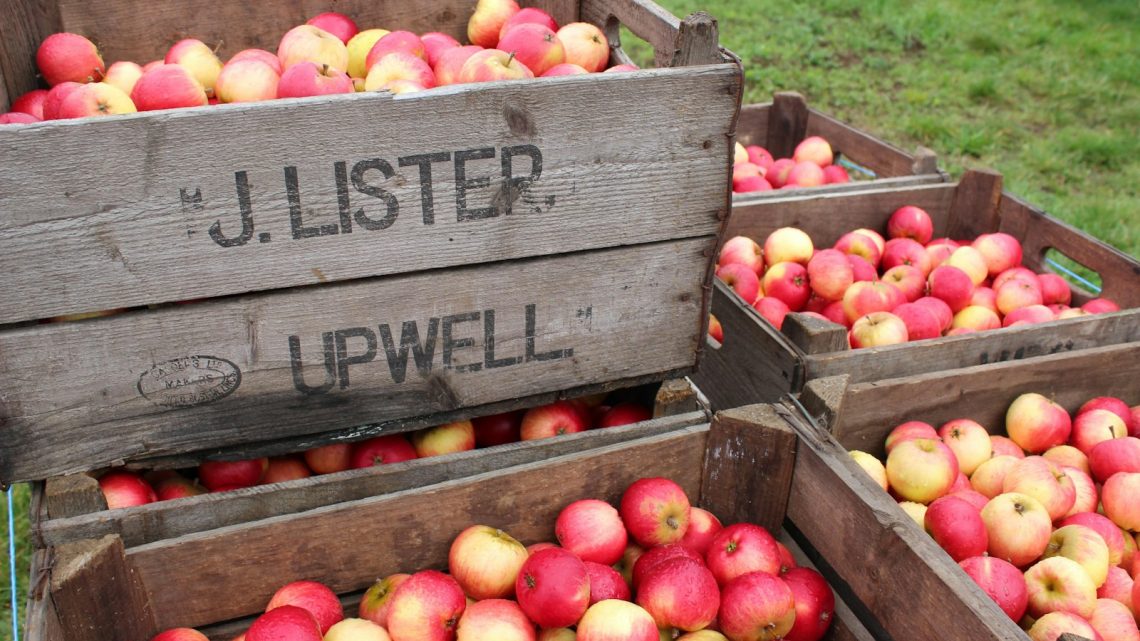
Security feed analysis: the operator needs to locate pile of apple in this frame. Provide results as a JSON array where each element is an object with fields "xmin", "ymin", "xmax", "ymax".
[
  {"xmin": 848, "ymin": 392, "xmax": 1140, "ymax": 641},
  {"xmin": 97, "ymin": 394, "xmax": 653, "ymax": 509},
  {"xmin": 1, "ymin": 0, "xmax": 632, "ymax": 124},
  {"xmin": 709, "ymin": 206, "xmax": 1121, "ymax": 348},
  {"xmin": 731, "ymin": 137, "xmax": 851, "ymax": 194},
  {"xmin": 147, "ymin": 476, "xmax": 837, "ymax": 641}
]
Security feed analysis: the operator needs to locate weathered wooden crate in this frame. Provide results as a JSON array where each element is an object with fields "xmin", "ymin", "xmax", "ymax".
[
  {"xmin": 0, "ymin": 0, "xmax": 744, "ymax": 486},
  {"xmin": 24, "ymin": 406, "xmax": 882, "ymax": 641},
  {"xmin": 779, "ymin": 340, "xmax": 1140, "ymax": 641},
  {"xmin": 693, "ymin": 169, "xmax": 1140, "ymax": 408},
  {"xmin": 733, "ymin": 92, "xmax": 946, "ymax": 203}
]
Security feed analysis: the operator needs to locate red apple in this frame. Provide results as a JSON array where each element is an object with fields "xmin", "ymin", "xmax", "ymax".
[
  {"xmin": 1060, "ymin": 466, "xmax": 1099, "ymax": 517},
  {"xmin": 246, "ymin": 605, "xmax": 322, "ymax": 641},
  {"xmin": 990, "ymin": 435, "xmax": 1026, "ymax": 459},
  {"xmin": 761, "ymin": 261, "xmax": 811, "ymax": 311},
  {"xmin": 556, "ymin": 22, "xmax": 608, "ymax": 72},
  {"xmin": 996, "ymin": 279, "xmax": 1044, "ymax": 316},
  {"xmin": 555, "ymin": 498, "xmax": 628, "ymax": 565},
  {"xmin": 277, "ymin": 61, "xmax": 354, "ymax": 98},
  {"xmin": 166, "ymin": 39, "xmax": 222, "ymax": 98},
  {"xmin": 498, "ymin": 24, "xmax": 565, "ymax": 76},
  {"xmin": 706, "ymin": 523, "xmax": 781, "ymax": 586},
  {"xmin": 350, "ymin": 434, "xmax": 418, "ymax": 468},
  {"xmin": 747, "ymin": 145, "xmax": 774, "ymax": 170},
  {"xmin": 1006, "ymin": 393, "xmax": 1073, "ymax": 454},
  {"xmin": 1089, "ymin": 437, "xmax": 1140, "ymax": 484},
  {"xmin": 229, "ymin": 48, "xmax": 284, "ymax": 74},
  {"xmin": 958, "ymin": 556, "xmax": 1029, "ymax": 621},
  {"xmin": 130, "ymin": 64, "xmax": 208, "ymax": 110},
  {"xmin": 679, "ymin": 507, "xmax": 724, "ymax": 557},
  {"xmin": 154, "ymin": 474, "xmax": 205, "ymax": 500},
  {"xmin": 822, "ymin": 165, "xmax": 850, "ymax": 184},
  {"xmin": 708, "ymin": 314, "xmax": 724, "ymax": 343},
  {"xmin": 458, "ymin": 48, "xmax": 535, "ymax": 82},
  {"xmin": 98, "ymin": 470, "xmax": 156, "ymax": 509},
  {"xmin": 456, "ymin": 599, "xmax": 534, "ymax": 641},
  {"xmin": 620, "ymin": 477, "xmax": 691, "ymax": 547},
  {"xmin": 717, "ymin": 262, "xmax": 761, "ymax": 304},
  {"xmin": 925, "ymin": 495, "xmax": 988, "ymax": 561},
  {"xmin": 882, "ymin": 238, "xmax": 933, "ymax": 276},
  {"xmin": 887, "ymin": 206, "xmax": 935, "ymax": 244},
  {"xmin": 1103, "ymin": 472, "xmax": 1140, "ymax": 531},
  {"xmin": 847, "ymin": 254, "xmax": 878, "ymax": 283},
  {"xmin": 151, "ymin": 629, "xmax": 210, "ymax": 641},
  {"xmin": 1073, "ymin": 410, "xmax": 1128, "ymax": 456},
  {"xmin": 971, "ymin": 286, "xmax": 999, "ymax": 313},
  {"xmin": 781, "ymin": 567, "xmax": 836, "ymax": 641},
  {"xmin": 603, "ymin": 63, "xmax": 639, "ymax": 73},
  {"xmin": 636, "ymin": 557, "xmax": 720, "ymax": 631},
  {"xmin": 884, "ymin": 420, "xmax": 938, "ymax": 453},
  {"xmin": 892, "ymin": 302, "xmax": 942, "ymax": 341},
  {"xmin": 786, "ymin": 161, "xmax": 825, "ymax": 188},
  {"xmin": 500, "ymin": 8, "xmax": 559, "ymax": 39},
  {"xmin": 882, "ymin": 264, "xmax": 928, "ymax": 302},
  {"xmin": 793, "ymin": 136, "xmax": 833, "ymax": 167},
  {"xmin": 1026, "ymin": 611, "xmax": 1100, "ymax": 641},
  {"xmin": 1096, "ymin": 567, "xmax": 1133, "ymax": 607},
  {"xmin": 359, "ymin": 573, "xmax": 411, "ymax": 627},
  {"xmin": 1060, "ymin": 513, "xmax": 1128, "ymax": 567},
  {"xmin": 576, "ymin": 600, "xmax": 658, "ymax": 641},
  {"xmin": 951, "ymin": 488, "xmax": 992, "ymax": 512},
  {"xmin": 972, "ymin": 233, "xmax": 1023, "ymax": 278},
  {"xmin": 304, "ymin": 443, "xmax": 352, "ymax": 474},
  {"xmin": 56, "ymin": 82, "xmax": 136, "ymax": 118},
  {"xmin": 584, "ymin": 561, "xmax": 630, "ymax": 604},
  {"xmin": 468, "ymin": 0, "xmax": 521, "ymax": 48},
  {"xmin": 1025, "ymin": 556, "xmax": 1098, "ymax": 619},
  {"xmin": 37, "ymin": 32, "xmax": 105, "ymax": 85},
  {"xmin": 765, "ymin": 158, "xmax": 796, "ymax": 188},
  {"xmin": 387, "ymin": 570, "xmax": 466, "ymax": 641},
  {"xmin": 267, "ymin": 581, "xmax": 344, "ymax": 634},
  {"xmin": 434, "ymin": 45, "xmax": 484, "ymax": 86},
  {"xmin": 927, "ymin": 265, "xmax": 975, "ymax": 312},
  {"xmin": 102, "ymin": 61, "xmax": 144, "ymax": 96},
  {"xmin": 198, "ymin": 458, "xmax": 266, "ymax": 491},
  {"xmin": 981, "ymin": 492, "xmax": 1053, "ymax": 567},
  {"xmin": 631, "ymin": 543, "xmax": 704, "ymax": 590},
  {"xmin": 720, "ymin": 236, "xmax": 765, "ymax": 274},
  {"xmin": 515, "ymin": 547, "xmax": 590, "ymax": 629},
  {"xmin": 11, "ymin": 89, "xmax": 49, "ymax": 119},
  {"xmin": 598, "ymin": 402, "xmax": 652, "ymax": 428},
  {"xmin": 1083, "ymin": 298, "xmax": 1121, "ymax": 314},
  {"xmin": 1088, "ymin": 598, "xmax": 1139, "ymax": 641},
  {"xmin": 1001, "ymin": 456, "xmax": 1076, "ymax": 521},
  {"xmin": 521, "ymin": 400, "xmax": 589, "ymax": 439},
  {"xmin": 842, "ymin": 280, "xmax": 904, "ymax": 323},
  {"xmin": 971, "ymin": 456, "xmax": 1020, "ymax": 498},
  {"xmin": 753, "ymin": 296, "xmax": 790, "ymax": 330},
  {"xmin": 834, "ymin": 231, "xmax": 883, "ymax": 268},
  {"xmin": 734, "ymin": 175, "xmax": 774, "ymax": 193},
  {"xmin": 1038, "ymin": 273, "xmax": 1073, "ymax": 307},
  {"xmin": 1003, "ymin": 305, "xmax": 1057, "ymax": 327},
  {"xmin": 307, "ymin": 12, "xmax": 358, "ymax": 44},
  {"xmin": 914, "ymin": 296, "xmax": 954, "ymax": 332},
  {"xmin": 448, "ymin": 524, "xmax": 528, "ymax": 599},
  {"xmin": 1044, "ymin": 525, "xmax": 1111, "ymax": 589},
  {"xmin": 806, "ymin": 249, "xmax": 854, "ymax": 301},
  {"xmin": 718, "ymin": 571, "xmax": 796, "ymax": 641}
]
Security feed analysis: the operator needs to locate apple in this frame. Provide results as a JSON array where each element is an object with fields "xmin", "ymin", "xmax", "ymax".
[
  {"xmin": 1089, "ymin": 598, "xmax": 1139, "ymax": 641},
  {"xmin": 925, "ymin": 495, "xmax": 988, "ymax": 561},
  {"xmin": 1003, "ymin": 305, "xmax": 1057, "ymax": 327},
  {"xmin": 434, "ymin": 45, "xmax": 484, "ymax": 86},
  {"xmin": 387, "ymin": 570, "xmax": 466, "ymax": 641},
  {"xmin": 1007, "ymin": 393, "xmax": 1073, "ymax": 454},
  {"xmin": 323, "ymin": 618, "xmax": 390, "ymax": 641},
  {"xmin": 953, "ymin": 488, "xmax": 995, "ymax": 512},
  {"xmin": 971, "ymin": 286, "xmax": 999, "ymax": 313},
  {"xmin": 350, "ymin": 434, "xmax": 418, "ymax": 468},
  {"xmin": 1001, "ymin": 456, "xmax": 1076, "ymax": 521},
  {"xmin": 706, "ymin": 523, "xmax": 781, "ymax": 586},
  {"xmin": 151, "ymin": 629, "xmax": 210, "ymax": 641},
  {"xmin": 676, "ymin": 632, "xmax": 730, "ymax": 641},
  {"xmin": 501, "ymin": 8, "xmax": 560, "ymax": 38},
  {"xmin": 884, "ymin": 420, "xmax": 938, "ymax": 453},
  {"xmin": 679, "ymin": 507, "xmax": 724, "ymax": 556},
  {"xmin": 1026, "ymin": 611, "xmax": 1100, "ymax": 641},
  {"xmin": 823, "ymin": 165, "xmax": 850, "ymax": 184},
  {"xmin": 1132, "ymin": 407, "xmax": 1140, "ymax": 439},
  {"xmin": 37, "ymin": 32, "xmax": 105, "ymax": 85},
  {"xmin": 747, "ymin": 145, "xmax": 774, "ymax": 169},
  {"xmin": 637, "ymin": 557, "xmax": 720, "ymax": 631},
  {"xmin": 554, "ymin": 498, "xmax": 627, "ymax": 565},
  {"xmin": 470, "ymin": 411, "xmax": 522, "ymax": 447},
  {"xmin": 990, "ymin": 435, "xmax": 1026, "ymax": 459},
  {"xmin": 958, "ymin": 556, "xmax": 1029, "ymax": 622},
  {"xmin": 882, "ymin": 264, "xmax": 927, "ymax": 302},
  {"xmin": 820, "ymin": 300, "xmax": 849, "ymax": 326},
  {"xmin": 1038, "ymin": 273, "xmax": 1073, "ymax": 307},
  {"xmin": 793, "ymin": 136, "xmax": 833, "ymax": 167},
  {"xmin": 198, "ymin": 458, "xmax": 266, "ymax": 491},
  {"xmin": 1082, "ymin": 398, "xmax": 1135, "ymax": 431},
  {"xmin": 468, "ymin": 0, "xmax": 521, "ymax": 47},
  {"xmin": 766, "ymin": 158, "xmax": 796, "ymax": 188},
  {"xmin": 753, "ymin": 296, "xmax": 790, "ymax": 330},
  {"xmin": 307, "ymin": 12, "xmax": 358, "ymax": 44},
  {"xmin": 1089, "ymin": 437, "xmax": 1140, "ymax": 484},
  {"xmin": 849, "ymin": 311, "xmax": 909, "ymax": 348},
  {"xmin": 597, "ymin": 402, "xmax": 653, "ymax": 428},
  {"xmin": 246, "ymin": 605, "xmax": 322, "ymax": 641},
  {"xmin": 734, "ymin": 175, "xmax": 774, "ymax": 193},
  {"xmin": 1025, "ymin": 556, "xmax": 1098, "ymax": 619},
  {"xmin": 412, "ymin": 420, "xmax": 475, "ymax": 458},
  {"xmin": 1044, "ymin": 525, "xmax": 1111, "ymax": 588},
  {"xmin": 229, "ymin": 49, "xmax": 284, "ymax": 74},
  {"xmin": 849, "ymin": 450, "xmax": 889, "ymax": 491},
  {"xmin": 764, "ymin": 227, "xmax": 814, "ymax": 266},
  {"xmin": 806, "ymin": 249, "xmax": 854, "ymax": 301},
  {"xmin": 359, "ymin": 573, "xmax": 411, "ymax": 627},
  {"xmin": 1083, "ymin": 298, "xmax": 1121, "ymax": 314},
  {"xmin": 1073, "ymin": 410, "xmax": 1128, "ymax": 456},
  {"xmin": 847, "ymin": 254, "xmax": 878, "ymax": 283},
  {"xmin": 718, "ymin": 571, "xmax": 796, "ymax": 641},
  {"xmin": 576, "ymin": 600, "xmax": 658, "ymax": 641},
  {"xmin": 972, "ymin": 233, "xmax": 1023, "ymax": 278},
  {"xmin": 304, "ymin": 443, "xmax": 352, "ymax": 474},
  {"xmin": 951, "ymin": 305, "xmax": 1001, "ymax": 332},
  {"xmin": 887, "ymin": 206, "xmax": 935, "ymax": 244},
  {"xmin": 1097, "ymin": 567, "xmax": 1133, "ymax": 606},
  {"xmin": 762, "ymin": 261, "xmax": 811, "ymax": 311},
  {"xmin": 996, "ymin": 279, "xmax": 1044, "ymax": 316},
  {"xmin": 556, "ymin": 22, "xmax": 608, "ymax": 72},
  {"xmin": 925, "ymin": 238, "xmax": 959, "ymax": 268},
  {"xmin": 455, "ymin": 599, "xmax": 535, "ymax": 641},
  {"xmin": 130, "ymin": 64, "xmax": 208, "ymax": 110},
  {"xmin": 344, "ymin": 29, "xmax": 391, "ymax": 77},
  {"xmin": 515, "ymin": 547, "xmax": 590, "ymax": 629},
  {"xmin": 498, "ymin": 24, "xmax": 564, "ymax": 76},
  {"xmin": 278, "ymin": 62, "xmax": 354, "ymax": 98},
  {"xmin": 11, "ymin": 89, "xmax": 49, "ymax": 119},
  {"xmin": 944, "ymin": 246, "xmax": 989, "ymax": 286},
  {"xmin": 708, "ymin": 314, "xmax": 724, "ymax": 343},
  {"xmin": 898, "ymin": 501, "xmax": 928, "ymax": 526},
  {"xmin": 584, "ymin": 561, "xmax": 629, "ymax": 603},
  {"xmin": 786, "ymin": 161, "xmax": 825, "ymax": 187},
  {"xmin": 154, "ymin": 474, "xmax": 205, "ymax": 500},
  {"xmin": 632, "ymin": 543, "xmax": 704, "ymax": 590},
  {"xmin": 165, "ymin": 39, "xmax": 222, "ymax": 97},
  {"xmin": 834, "ymin": 231, "xmax": 882, "ymax": 268},
  {"xmin": 927, "ymin": 265, "xmax": 976, "ymax": 312},
  {"xmin": 521, "ymin": 400, "xmax": 589, "ymax": 439},
  {"xmin": 1060, "ymin": 513, "xmax": 1127, "ymax": 568},
  {"xmin": 720, "ymin": 236, "xmax": 765, "ymax": 274},
  {"xmin": 776, "ymin": 541, "xmax": 798, "ymax": 575},
  {"xmin": 717, "ymin": 263, "xmax": 761, "ymax": 304},
  {"xmin": 886, "ymin": 437, "xmax": 959, "ymax": 504},
  {"xmin": 882, "ymin": 238, "xmax": 933, "ymax": 276},
  {"xmin": 101, "ymin": 61, "xmax": 144, "ymax": 96},
  {"xmin": 1060, "ymin": 466, "xmax": 1099, "ymax": 517},
  {"xmin": 56, "ymin": 82, "xmax": 136, "ymax": 118},
  {"xmin": 841, "ymin": 281, "xmax": 904, "ymax": 323},
  {"xmin": 782, "ymin": 567, "xmax": 835, "ymax": 641},
  {"xmin": 215, "ymin": 58, "xmax": 279, "ymax": 103},
  {"xmin": 448, "ymin": 524, "xmax": 528, "ymax": 600},
  {"xmin": 98, "ymin": 471, "xmax": 156, "ymax": 509},
  {"xmin": 981, "ymin": 492, "xmax": 1053, "ymax": 567},
  {"xmin": 458, "ymin": 48, "xmax": 535, "ymax": 83},
  {"xmin": 620, "ymin": 477, "xmax": 691, "ymax": 547},
  {"xmin": 1103, "ymin": 473, "xmax": 1140, "ymax": 531},
  {"xmin": 278, "ymin": 25, "xmax": 349, "ymax": 72},
  {"xmin": 364, "ymin": 52, "xmax": 437, "ymax": 92},
  {"xmin": 892, "ymin": 302, "xmax": 942, "ymax": 340},
  {"xmin": 914, "ymin": 296, "xmax": 954, "ymax": 332},
  {"xmin": 267, "ymin": 580, "xmax": 344, "ymax": 634}
]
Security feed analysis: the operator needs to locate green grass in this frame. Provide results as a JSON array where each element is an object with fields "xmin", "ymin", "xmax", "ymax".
[
  {"xmin": 2, "ymin": 485, "xmax": 30, "ymax": 641},
  {"xmin": 2, "ymin": 3, "xmax": 1138, "ymax": 639}
]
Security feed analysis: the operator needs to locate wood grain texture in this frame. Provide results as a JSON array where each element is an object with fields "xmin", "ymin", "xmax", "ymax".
[
  {"xmin": 49, "ymin": 535, "xmax": 156, "ymax": 641},
  {"xmin": 781, "ymin": 401, "xmax": 1028, "ymax": 641},
  {"xmin": 826, "ymin": 342, "xmax": 1140, "ymax": 458},
  {"xmin": 691, "ymin": 279, "xmax": 803, "ymax": 409},
  {"xmin": 669, "ymin": 11, "xmax": 722, "ymax": 67},
  {"xmin": 36, "ymin": 411, "xmax": 707, "ymax": 548},
  {"xmin": 43, "ymin": 474, "xmax": 105, "ymax": 519},
  {"xmin": 0, "ymin": 66, "xmax": 737, "ymax": 322},
  {"xmin": 782, "ymin": 313, "xmax": 847, "ymax": 355},
  {"xmin": 23, "ymin": 546, "xmax": 63, "ymax": 641},
  {"xmin": 0, "ymin": 0, "xmax": 61, "ymax": 104},
  {"xmin": 1000, "ymin": 192, "xmax": 1140, "ymax": 307},
  {"xmin": 126, "ymin": 426, "xmax": 710, "ymax": 630},
  {"xmin": 805, "ymin": 308, "xmax": 1140, "ymax": 386},
  {"xmin": 777, "ymin": 532, "xmax": 881, "ymax": 641},
  {"xmin": 0, "ymin": 238, "xmax": 713, "ymax": 484},
  {"xmin": 652, "ymin": 377, "xmax": 700, "ymax": 417},
  {"xmin": 946, "ymin": 168, "xmax": 1003, "ymax": 240},
  {"xmin": 767, "ymin": 91, "xmax": 809, "ymax": 160},
  {"xmin": 701, "ymin": 404, "xmax": 796, "ymax": 534}
]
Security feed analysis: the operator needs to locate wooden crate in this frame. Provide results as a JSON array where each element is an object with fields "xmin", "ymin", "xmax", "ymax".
[
  {"xmin": 693, "ymin": 169, "xmax": 1140, "ymax": 408},
  {"xmin": 24, "ymin": 406, "xmax": 882, "ymax": 641},
  {"xmin": 0, "ymin": 0, "xmax": 744, "ymax": 486},
  {"xmin": 780, "ymin": 341, "xmax": 1140, "ymax": 641},
  {"xmin": 733, "ymin": 92, "xmax": 946, "ymax": 203}
]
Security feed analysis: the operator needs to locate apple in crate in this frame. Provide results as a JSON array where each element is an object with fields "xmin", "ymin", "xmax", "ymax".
[
  {"xmin": 556, "ymin": 22, "xmax": 609, "ymax": 72},
  {"xmin": 1088, "ymin": 437, "xmax": 1140, "ymax": 483},
  {"xmin": 636, "ymin": 557, "xmax": 719, "ymax": 631},
  {"xmin": 1001, "ymin": 456, "xmax": 1076, "ymax": 521},
  {"xmin": 198, "ymin": 458, "xmax": 267, "ymax": 491},
  {"xmin": 278, "ymin": 62, "xmax": 354, "ymax": 98},
  {"xmin": 793, "ymin": 136, "xmax": 833, "ymax": 167},
  {"xmin": 620, "ymin": 477, "xmax": 691, "ymax": 547},
  {"xmin": 1006, "ymin": 392, "xmax": 1073, "ymax": 454},
  {"xmin": 473, "ymin": 411, "xmax": 523, "ymax": 446},
  {"xmin": 435, "ymin": 45, "xmax": 485, "ymax": 86},
  {"xmin": 849, "ymin": 311, "xmax": 908, "ymax": 348},
  {"xmin": 887, "ymin": 205, "xmax": 934, "ymax": 244},
  {"xmin": 266, "ymin": 580, "xmax": 344, "ymax": 634},
  {"xmin": 278, "ymin": 25, "xmax": 349, "ymax": 72},
  {"xmin": 1088, "ymin": 599, "xmax": 1138, "ymax": 641},
  {"xmin": 706, "ymin": 523, "xmax": 781, "ymax": 585},
  {"xmin": 1024, "ymin": 556, "xmax": 1098, "ymax": 619},
  {"xmin": 884, "ymin": 421, "xmax": 938, "ymax": 453},
  {"xmin": 215, "ymin": 59, "xmax": 280, "ymax": 103},
  {"xmin": 882, "ymin": 238, "xmax": 933, "ymax": 275},
  {"xmin": 632, "ymin": 544, "xmax": 704, "ymax": 590},
  {"xmin": 387, "ymin": 570, "xmax": 466, "ymax": 641},
  {"xmin": 455, "ymin": 599, "xmax": 535, "ymax": 641},
  {"xmin": 782, "ymin": 566, "xmax": 836, "ymax": 641},
  {"xmin": 719, "ymin": 235, "xmax": 764, "ymax": 274},
  {"xmin": 412, "ymin": 420, "xmax": 475, "ymax": 457},
  {"xmin": 56, "ymin": 82, "xmax": 136, "ymax": 118},
  {"xmin": 37, "ymin": 32, "xmax": 105, "ymax": 85},
  {"xmin": 11, "ymin": 88, "xmax": 49, "ymax": 119},
  {"xmin": 449, "ymin": 524, "xmax": 528, "ymax": 599},
  {"xmin": 150, "ymin": 629, "xmax": 209, "ymax": 641},
  {"xmin": 166, "ymin": 39, "xmax": 222, "ymax": 97},
  {"xmin": 584, "ymin": 561, "xmax": 630, "ymax": 603},
  {"xmin": 806, "ymin": 249, "xmax": 854, "ymax": 301},
  {"xmin": 102, "ymin": 61, "xmax": 143, "ymax": 95},
  {"xmin": 346, "ymin": 30, "xmax": 390, "ymax": 78},
  {"xmin": 598, "ymin": 402, "xmax": 652, "ymax": 428},
  {"xmin": 924, "ymin": 495, "xmax": 988, "ymax": 561},
  {"xmin": 679, "ymin": 507, "xmax": 724, "ymax": 556},
  {"xmin": 885, "ymin": 438, "xmax": 958, "ymax": 504},
  {"xmin": 981, "ymin": 492, "xmax": 1053, "ymax": 567},
  {"xmin": 764, "ymin": 227, "xmax": 814, "ymax": 266},
  {"xmin": 304, "ymin": 443, "xmax": 351, "ymax": 474},
  {"xmin": 1102, "ymin": 472, "xmax": 1140, "ymax": 531},
  {"xmin": 131, "ymin": 65, "xmax": 208, "ymax": 111},
  {"xmin": 498, "ymin": 24, "xmax": 565, "ymax": 76},
  {"xmin": 717, "ymin": 263, "xmax": 760, "ymax": 304},
  {"xmin": 359, "ymin": 573, "xmax": 410, "ymax": 627},
  {"xmin": 324, "ymin": 618, "xmax": 390, "ymax": 641},
  {"xmin": 576, "ymin": 599, "xmax": 658, "ymax": 641},
  {"xmin": 1044, "ymin": 525, "xmax": 1111, "ymax": 588},
  {"xmin": 98, "ymin": 470, "xmax": 156, "ymax": 509},
  {"xmin": 459, "ymin": 49, "xmax": 535, "ymax": 83},
  {"xmin": 958, "ymin": 556, "xmax": 1028, "ymax": 621},
  {"xmin": 515, "ymin": 547, "xmax": 590, "ymax": 628},
  {"xmin": 521, "ymin": 400, "xmax": 588, "ymax": 439},
  {"xmin": 556, "ymin": 498, "xmax": 627, "ymax": 564},
  {"xmin": 247, "ymin": 605, "xmax": 322, "ymax": 641},
  {"xmin": 350, "ymin": 434, "xmax": 418, "ymax": 468},
  {"xmin": 834, "ymin": 231, "xmax": 882, "ymax": 268},
  {"xmin": 421, "ymin": 32, "xmax": 461, "ymax": 66},
  {"xmin": 307, "ymin": 12, "xmax": 358, "ymax": 44},
  {"xmin": 718, "ymin": 571, "xmax": 796, "ymax": 641},
  {"xmin": 1072, "ymin": 409, "xmax": 1128, "ymax": 455},
  {"xmin": 501, "ymin": 7, "xmax": 560, "ymax": 38},
  {"xmin": 468, "ymin": 0, "xmax": 521, "ymax": 48}
]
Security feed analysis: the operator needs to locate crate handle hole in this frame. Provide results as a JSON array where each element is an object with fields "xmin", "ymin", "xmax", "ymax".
[
  {"xmin": 603, "ymin": 17, "xmax": 655, "ymax": 70},
  {"xmin": 1042, "ymin": 247, "xmax": 1103, "ymax": 299}
]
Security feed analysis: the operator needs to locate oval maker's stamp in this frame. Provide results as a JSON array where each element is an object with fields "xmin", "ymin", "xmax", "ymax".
[{"xmin": 137, "ymin": 356, "xmax": 242, "ymax": 407}]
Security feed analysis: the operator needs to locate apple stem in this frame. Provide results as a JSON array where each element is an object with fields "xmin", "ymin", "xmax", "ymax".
[
  {"xmin": 506, "ymin": 51, "xmax": 517, "ymax": 67},
  {"xmin": 666, "ymin": 516, "xmax": 679, "ymax": 530}
]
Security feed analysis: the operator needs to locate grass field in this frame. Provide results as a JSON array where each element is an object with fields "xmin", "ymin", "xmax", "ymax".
[{"xmin": 2, "ymin": 1, "xmax": 1137, "ymax": 638}]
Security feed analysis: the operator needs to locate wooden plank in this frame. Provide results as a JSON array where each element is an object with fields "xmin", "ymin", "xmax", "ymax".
[
  {"xmin": 670, "ymin": 12, "xmax": 725, "ymax": 68},
  {"xmin": 0, "ymin": 237, "xmax": 713, "ymax": 484},
  {"xmin": 0, "ymin": 0, "xmax": 61, "ymax": 104},
  {"xmin": 652, "ymin": 377, "xmax": 700, "ymax": 417},
  {"xmin": 23, "ymin": 546, "xmax": 63, "ymax": 641},
  {"xmin": 37, "ymin": 410, "xmax": 707, "ymax": 547},
  {"xmin": 767, "ymin": 91, "xmax": 809, "ymax": 160},
  {"xmin": 49, "ymin": 535, "xmax": 156, "ymax": 641},
  {"xmin": 805, "ymin": 309, "xmax": 1140, "ymax": 393},
  {"xmin": 701, "ymin": 404, "xmax": 796, "ymax": 534},
  {"xmin": 945, "ymin": 168, "xmax": 1003, "ymax": 240},
  {"xmin": 827, "ymin": 342, "xmax": 1140, "ymax": 458},
  {"xmin": 782, "ymin": 313, "xmax": 848, "ymax": 355},
  {"xmin": 125, "ymin": 426, "xmax": 711, "ymax": 630},
  {"xmin": 690, "ymin": 279, "xmax": 803, "ymax": 409},
  {"xmin": 805, "ymin": 108, "xmax": 921, "ymax": 178},
  {"xmin": 780, "ymin": 401, "xmax": 1027, "ymax": 641},
  {"xmin": 725, "ymin": 181, "xmax": 958, "ymax": 247},
  {"xmin": 777, "ymin": 532, "xmax": 881, "ymax": 641},
  {"xmin": 735, "ymin": 102, "xmax": 770, "ymax": 147},
  {"xmin": 1000, "ymin": 192, "xmax": 1140, "ymax": 307},
  {"xmin": 42, "ymin": 474, "xmax": 105, "ymax": 519},
  {"xmin": 0, "ymin": 66, "xmax": 738, "ymax": 322}
]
